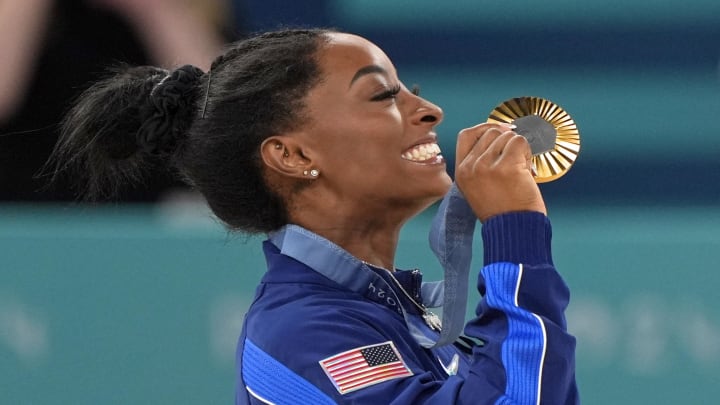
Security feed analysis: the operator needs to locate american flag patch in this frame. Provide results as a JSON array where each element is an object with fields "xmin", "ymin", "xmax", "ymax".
[{"xmin": 319, "ymin": 341, "xmax": 413, "ymax": 394}]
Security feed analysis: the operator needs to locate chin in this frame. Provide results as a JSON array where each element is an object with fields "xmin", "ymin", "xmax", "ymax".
[
  {"xmin": 386, "ymin": 172, "xmax": 453, "ymax": 213},
  {"xmin": 432, "ymin": 172, "xmax": 454, "ymax": 196},
  {"xmin": 416, "ymin": 175, "xmax": 454, "ymax": 210}
]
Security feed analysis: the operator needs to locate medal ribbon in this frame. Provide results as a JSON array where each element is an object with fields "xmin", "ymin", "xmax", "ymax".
[{"xmin": 427, "ymin": 183, "xmax": 477, "ymax": 347}]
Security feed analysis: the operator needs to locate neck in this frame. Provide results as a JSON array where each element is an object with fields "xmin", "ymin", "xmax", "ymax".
[
  {"xmin": 291, "ymin": 202, "xmax": 414, "ymax": 271},
  {"xmin": 300, "ymin": 218, "xmax": 403, "ymax": 271},
  {"xmin": 287, "ymin": 184, "xmax": 437, "ymax": 271}
]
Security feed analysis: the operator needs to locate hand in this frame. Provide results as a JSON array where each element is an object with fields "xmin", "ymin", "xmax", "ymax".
[{"xmin": 454, "ymin": 123, "xmax": 546, "ymax": 222}]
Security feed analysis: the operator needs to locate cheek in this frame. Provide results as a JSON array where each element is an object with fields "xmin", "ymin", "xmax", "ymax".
[
  {"xmin": 355, "ymin": 110, "xmax": 404, "ymax": 145},
  {"xmin": 334, "ymin": 116, "xmax": 403, "ymax": 153},
  {"xmin": 308, "ymin": 103, "xmax": 405, "ymax": 164}
]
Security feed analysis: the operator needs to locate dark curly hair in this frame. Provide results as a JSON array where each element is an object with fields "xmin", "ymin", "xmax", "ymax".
[{"xmin": 49, "ymin": 28, "xmax": 333, "ymax": 234}]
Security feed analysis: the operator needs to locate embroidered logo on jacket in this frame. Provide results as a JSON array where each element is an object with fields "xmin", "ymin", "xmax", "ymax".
[
  {"xmin": 319, "ymin": 341, "xmax": 413, "ymax": 394},
  {"xmin": 439, "ymin": 354, "xmax": 459, "ymax": 376}
]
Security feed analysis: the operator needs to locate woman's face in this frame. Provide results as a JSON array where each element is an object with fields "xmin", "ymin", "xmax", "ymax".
[{"xmin": 297, "ymin": 33, "xmax": 452, "ymax": 214}]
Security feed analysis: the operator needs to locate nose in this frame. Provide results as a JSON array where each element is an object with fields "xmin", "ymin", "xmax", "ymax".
[{"xmin": 411, "ymin": 99, "xmax": 444, "ymax": 126}]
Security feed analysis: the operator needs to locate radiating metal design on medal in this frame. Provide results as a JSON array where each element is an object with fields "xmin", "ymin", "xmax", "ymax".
[{"xmin": 487, "ymin": 96, "xmax": 580, "ymax": 183}]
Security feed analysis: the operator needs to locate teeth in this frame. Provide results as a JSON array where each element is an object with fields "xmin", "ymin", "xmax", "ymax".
[{"xmin": 402, "ymin": 143, "xmax": 441, "ymax": 162}]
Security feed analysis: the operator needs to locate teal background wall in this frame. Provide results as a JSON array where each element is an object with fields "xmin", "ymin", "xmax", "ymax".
[{"xmin": 3, "ymin": 0, "xmax": 720, "ymax": 404}]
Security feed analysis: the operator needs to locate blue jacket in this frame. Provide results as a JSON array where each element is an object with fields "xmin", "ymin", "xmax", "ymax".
[{"xmin": 236, "ymin": 212, "xmax": 578, "ymax": 404}]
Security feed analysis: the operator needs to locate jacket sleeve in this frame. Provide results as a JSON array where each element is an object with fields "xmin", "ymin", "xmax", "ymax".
[
  {"xmin": 238, "ymin": 212, "xmax": 578, "ymax": 405},
  {"xmin": 395, "ymin": 212, "xmax": 578, "ymax": 404},
  {"xmin": 459, "ymin": 211, "xmax": 579, "ymax": 404}
]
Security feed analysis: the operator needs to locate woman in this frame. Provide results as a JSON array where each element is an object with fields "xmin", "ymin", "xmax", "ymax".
[{"xmin": 51, "ymin": 29, "xmax": 578, "ymax": 404}]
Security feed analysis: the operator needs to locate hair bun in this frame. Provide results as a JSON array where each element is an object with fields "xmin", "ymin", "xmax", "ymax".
[{"xmin": 137, "ymin": 64, "xmax": 204, "ymax": 154}]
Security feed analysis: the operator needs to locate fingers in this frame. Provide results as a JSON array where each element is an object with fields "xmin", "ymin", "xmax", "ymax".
[
  {"xmin": 455, "ymin": 122, "xmax": 515, "ymax": 167},
  {"xmin": 502, "ymin": 130, "xmax": 532, "ymax": 161},
  {"xmin": 503, "ymin": 134, "xmax": 537, "ymax": 177},
  {"xmin": 454, "ymin": 124, "xmax": 546, "ymax": 221},
  {"xmin": 482, "ymin": 129, "xmax": 517, "ymax": 158},
  {"xmin": 460, "ymin": 127, "xmax": 530, "ymax": 172}
]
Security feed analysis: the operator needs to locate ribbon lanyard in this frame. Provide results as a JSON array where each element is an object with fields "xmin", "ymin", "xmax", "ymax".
[
  {"xmin": 428, "ymin": 184, "xmax": 477, "ymax": 347},
  {"xmin": 268, "ymin": 183, "xmax": 476, "ymax": 348}
]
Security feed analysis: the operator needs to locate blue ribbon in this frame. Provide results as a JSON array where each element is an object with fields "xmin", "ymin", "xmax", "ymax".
[{"xmin": 428, "ymin": 183, "xmax": 477, "ymax": 346}]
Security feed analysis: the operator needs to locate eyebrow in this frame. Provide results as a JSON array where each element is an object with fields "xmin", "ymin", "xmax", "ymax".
[{"xmin": 349, "ymin": 65, "xmax": 388, "ymax": 88}]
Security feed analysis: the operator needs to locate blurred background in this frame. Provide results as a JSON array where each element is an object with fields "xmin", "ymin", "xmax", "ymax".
[{"xmin": 2, "ymin": 0, "xmax": 719, "ymax": 403}]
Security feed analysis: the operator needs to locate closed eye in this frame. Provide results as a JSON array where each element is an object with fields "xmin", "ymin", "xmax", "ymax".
[{"xmin": 371, "ymin": 85, "xmax": 402, "ymax": 101}]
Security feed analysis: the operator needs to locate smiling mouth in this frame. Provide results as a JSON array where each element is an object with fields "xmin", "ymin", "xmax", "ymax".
[{"xmin": 401, "ymin": 142, "xmax": 443, "ymax": 163}]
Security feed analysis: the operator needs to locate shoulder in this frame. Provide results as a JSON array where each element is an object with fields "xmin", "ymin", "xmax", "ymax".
[
  {"xmin": 245, "ymin": 279, "xmax": 406, "ymax": 355},
  {"xmin": 250, "ymin": 242, "xmax": 407, "ymax": 350},
  {"xmin": 238, "ymin": 281, "xmax": 424, "ymax": 403}
]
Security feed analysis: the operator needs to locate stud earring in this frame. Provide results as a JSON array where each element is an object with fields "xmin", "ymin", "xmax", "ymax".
[
  {"xmin": 309, "ymin": 169, "xmax": 319, "ymax": 177},
  {"xmin": 274, "ymin": 143, "xmax": 282, "ymax": 149}
]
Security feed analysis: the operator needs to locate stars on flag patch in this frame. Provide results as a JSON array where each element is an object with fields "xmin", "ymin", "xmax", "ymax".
[{"xmin": 319, "ymin": 341, "xmax": 413, "ymax": 395}]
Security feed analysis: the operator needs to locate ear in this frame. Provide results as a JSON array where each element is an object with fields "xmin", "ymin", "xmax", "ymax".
[{"xmin": 260, "ymin": 136, "xmax": 315, "ymax": 179}]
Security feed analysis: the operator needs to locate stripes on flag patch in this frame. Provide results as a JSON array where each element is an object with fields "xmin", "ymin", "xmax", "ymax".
[{"xmin": 319, "ymin": 341, "xmax": 413, "ymax": 395}]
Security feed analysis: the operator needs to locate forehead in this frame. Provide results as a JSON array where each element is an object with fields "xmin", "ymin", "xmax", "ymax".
[{"xmin": 317, "ymin": 33, "xmax": 396, "ymax": 80}]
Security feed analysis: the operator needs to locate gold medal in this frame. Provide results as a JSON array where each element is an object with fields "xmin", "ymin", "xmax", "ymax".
[{"xmin": 487, "ymin": 96, "xmax": 580, "ymax": 183}]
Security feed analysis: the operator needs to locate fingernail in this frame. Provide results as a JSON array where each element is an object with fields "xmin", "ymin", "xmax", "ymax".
[
  {"xmin": 500, "ymin": 122, "xmax": 517, "ymax": 129},
  {"xmin": 531, "ymin": 162, "xmax": 538, "ymax": 177}
]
